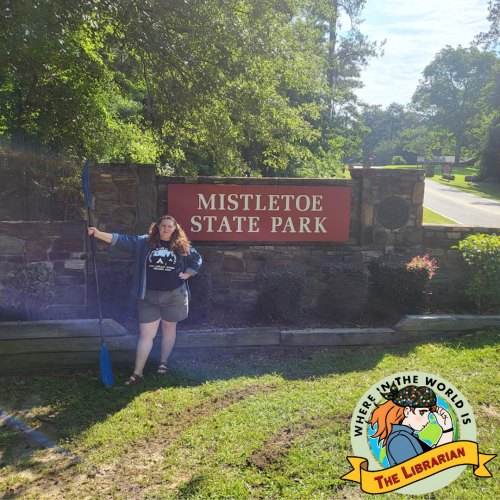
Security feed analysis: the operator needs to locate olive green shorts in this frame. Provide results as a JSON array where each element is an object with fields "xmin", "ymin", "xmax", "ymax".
[{"xmin": 137, "ymin": 284, "xmax": 189, "ymax": 323}]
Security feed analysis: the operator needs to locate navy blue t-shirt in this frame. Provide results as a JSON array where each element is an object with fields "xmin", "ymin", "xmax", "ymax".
[{"xmin": 146, "ymin": 240, "xmax": 183, "ymax": 291}]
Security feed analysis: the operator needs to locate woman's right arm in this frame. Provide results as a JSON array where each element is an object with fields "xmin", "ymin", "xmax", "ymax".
[{"xmin": 87, "ymin": 227, "xmax": 113, "ymax": 244}]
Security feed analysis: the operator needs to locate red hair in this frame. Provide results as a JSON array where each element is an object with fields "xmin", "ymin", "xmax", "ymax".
[
  {"xmin": 367, "ymin": 401, "xmax": 405, "ymax": 448},
  {"xmin": 147, "ymin": 215, "xmax": 190, "ymax": 256}
]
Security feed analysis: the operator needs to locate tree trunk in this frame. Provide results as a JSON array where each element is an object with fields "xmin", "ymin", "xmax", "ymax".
[
  {"xmin": 454, "ymin": 134, "xmax": 462, "ymax": 166},
  {"xmin": 328, "ymin": 0, "xmax": 339, "ymax": 117}
]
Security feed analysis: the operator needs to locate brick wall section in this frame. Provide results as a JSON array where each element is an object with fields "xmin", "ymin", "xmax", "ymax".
[
  {"xmin": 0, "ymin": 220, "xmax": 87, "ymax": 317},
  {"xmin": 423, "ymin": 224, "xmax": 500, "ymax": 302}
]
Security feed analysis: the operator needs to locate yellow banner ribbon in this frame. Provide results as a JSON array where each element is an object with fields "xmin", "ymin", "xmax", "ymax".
[{"xmin": 342, "ymin": 441, "xmax": 496, "ymax": 494}]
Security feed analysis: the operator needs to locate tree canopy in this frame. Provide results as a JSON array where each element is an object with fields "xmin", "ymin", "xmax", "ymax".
[
  {"xmin": 1, "ymin": 1, "xmax": 499, "ymax": 178},
  {"xmin": 0, "ymin": 0, "xmax": 386, "ymax": 176},
  {"xmin": 412, "ymin": 46, "xmax": 499, "ymax": 165}
]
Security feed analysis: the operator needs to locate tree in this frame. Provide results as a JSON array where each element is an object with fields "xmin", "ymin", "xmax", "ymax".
[
  {"xmin": 480, "ymin": 70, "xmax": 500, "ymax": 178},
  {"xmin": 475, "ymin": 0, "xmax": 500, "ymax": 48},
  {"xmin": 412, "ymin": 46, "xmax": 499, "ymax": 165},
  {"xmin": 303, "ymin": 0, "xmax": 384, "ymax": 163},
  {"xmin": 0, "ymin": 0, "xmax": 155, "ymax": 161}
]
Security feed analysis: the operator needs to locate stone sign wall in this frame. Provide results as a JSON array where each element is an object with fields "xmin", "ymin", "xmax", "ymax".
[{"xmin": 3, "ymin": 160, "xmax": 497, "ymax": 319}]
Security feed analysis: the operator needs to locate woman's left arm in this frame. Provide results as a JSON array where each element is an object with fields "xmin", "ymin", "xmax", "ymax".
[{"xmin": 179, "ymin": 246, "xmax": 202, "ymax": 280}]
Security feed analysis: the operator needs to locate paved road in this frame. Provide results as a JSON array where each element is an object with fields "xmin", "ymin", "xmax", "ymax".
[{"xmin": 423, "ymin": 179, "xmax": 500, "ymax": 226}]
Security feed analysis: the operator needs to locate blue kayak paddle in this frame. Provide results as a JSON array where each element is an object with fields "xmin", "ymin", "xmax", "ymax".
[{"xmin": 81, "ymin": 159, "xmax": 114, "ymax": 388}]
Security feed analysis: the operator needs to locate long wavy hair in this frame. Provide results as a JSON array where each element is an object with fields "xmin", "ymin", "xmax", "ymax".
[
  {"xmin": 367, "ymin": 401, "xmax": 437, "ymax": 448},
  {"xmin": 147, "ymin": 215, "xmax": 190, "ymax": 256}
]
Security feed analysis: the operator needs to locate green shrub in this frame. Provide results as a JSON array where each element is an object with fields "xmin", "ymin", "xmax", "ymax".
[
  {"xmin": 456, "ymin": 233, "xmax": 500, "ymax": 311},
  {"xmin": 256, "ymin": 266, "xmax": 306, "ymax": 322},
  {"xmin": 3, "ymin": 262, "xmax": 55, "ymax": 320},
  {"xmin": 319, "ymin": 261, "xmax": 369, "ymax": 319},
  {"xmin": 368, "ymin": 255, "xmax": 437, "ymax": 313},
  {"xmin": 391, "ymin": 155, "xmax": 407, "ymax": 165}
]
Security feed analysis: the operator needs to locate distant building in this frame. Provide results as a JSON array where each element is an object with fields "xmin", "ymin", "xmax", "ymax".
[{"xmin": 427, "ymin": 156, "xmax": 475, "ymax": 166}]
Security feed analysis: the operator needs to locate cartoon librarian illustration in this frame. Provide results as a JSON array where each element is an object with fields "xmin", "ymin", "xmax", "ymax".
[{"xmin": 367, "ymin": 382, "xmax": 455, "ymax": 467}]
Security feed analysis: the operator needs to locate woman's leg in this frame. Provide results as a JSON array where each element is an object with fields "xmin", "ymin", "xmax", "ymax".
[
  {"xmin": 133, "ymin": 319, "xmax": 161, "ymax": 376},
  {"xmin": 160, "ymin": 320, "xmax": 177, "ymax": 365}
]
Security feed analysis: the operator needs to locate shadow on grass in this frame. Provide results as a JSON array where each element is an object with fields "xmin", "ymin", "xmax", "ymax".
[{"xmin": 0, "ymin": 328, "xmax": 499, "ymax": 470}]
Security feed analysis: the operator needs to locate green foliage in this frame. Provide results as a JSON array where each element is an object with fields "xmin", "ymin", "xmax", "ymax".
[
  {"xmin": 1, "ymin": 0, "xmax": 384, "ymax": 176},
  {"xmin": 318, "ymin": 261, "xmax": 368, "ymax": 319},
  {"xmin": 368, "ymin": 255, "xmax": 437, "ymax": 313},
  {"xmin": 456, "ymin": 233, "xmax": 500, "ymax": 311},
  {"xmin": 391, "ymin": 155, "xmax": 407, "ymax": 165},
  {"xmin": 3, "ymin": 262, "xmax": 55, "ymax": 320},
  {"xmin": 481, "ymin": 118, "xmax": 500, "ymax": 179},
  {"xmin": 0, "ymin": 0, "xmax": 157, "ymax": 162},
  {"xmin": 412, "ymin": 46, "xmax": 499, "ymax": 165},
  {"xmin": 256, "ymin": 266, "xmax": 306, "ymax": 322}
]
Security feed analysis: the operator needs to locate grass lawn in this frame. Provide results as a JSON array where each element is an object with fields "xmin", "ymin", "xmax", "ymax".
[
  {"xmin": 381, "ymin": 165, "xmax": 500, "ymax": 203},
  {"xmin": 1, "ymin": 330, "xmax": 500, "ymax": 500},
  {"xmin": 423, "ymin": 206, "xmax": 457, "ymax": 224}
]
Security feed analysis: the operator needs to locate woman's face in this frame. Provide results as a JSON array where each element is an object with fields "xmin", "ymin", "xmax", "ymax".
[
  {"xmin": 158, "ymin": 219, "xmax": 176, "ymax": 241},
  {"xmin": 404, "ymin": 407, "xmax": 431, "ymax": 432}
]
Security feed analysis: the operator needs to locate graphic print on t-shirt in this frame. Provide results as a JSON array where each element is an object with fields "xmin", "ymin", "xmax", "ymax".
[{"xmin": 148, "ymin": 247, "xmax": 177, "ymax": 272}]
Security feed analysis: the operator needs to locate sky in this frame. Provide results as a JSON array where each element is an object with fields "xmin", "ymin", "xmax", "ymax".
[{"xmin": 353, "ymin": 0, "xmax": 492, "ymax": 108}]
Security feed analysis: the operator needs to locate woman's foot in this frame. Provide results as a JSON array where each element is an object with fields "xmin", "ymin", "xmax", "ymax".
[
  {"xmin": 157, "ymin": 362, "xmax": 168, "ymax": 374},
  {"xmin": 124, "ymin": 373, "xmax": 143, "ymax": 386}
]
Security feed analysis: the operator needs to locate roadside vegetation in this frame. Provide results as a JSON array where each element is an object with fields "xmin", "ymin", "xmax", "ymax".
[
  {"xmin": 423, "ymin": 207, "xmax": 457, "ymax": 224},
  {"xmin": 1, "ymin": 329, "xmax": 499, "ymax": 499}
]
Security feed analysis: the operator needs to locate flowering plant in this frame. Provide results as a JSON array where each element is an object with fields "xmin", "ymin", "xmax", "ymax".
[{"xmin": 406, "ymin": 255, "xmax": 438, "ymax": 279}]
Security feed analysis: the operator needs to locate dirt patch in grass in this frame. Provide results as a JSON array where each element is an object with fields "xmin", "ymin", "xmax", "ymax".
[
  {"xmin": 247, "ymin": 413, "xmax": 351, "ymax": 471},
  {"xmin": 247, "ymin": 427, "xmax": 298, "ymax": 469}
]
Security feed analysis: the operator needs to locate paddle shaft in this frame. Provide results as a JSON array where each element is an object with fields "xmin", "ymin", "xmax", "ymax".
[{"xmin": 87, "ymin": 207, "xmax": 105, "ymax": 344}]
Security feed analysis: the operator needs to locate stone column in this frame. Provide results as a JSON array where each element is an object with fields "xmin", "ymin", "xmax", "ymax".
[{"xmin": 350, "ymin": 168, "xmax": 425, "ymax": 255}]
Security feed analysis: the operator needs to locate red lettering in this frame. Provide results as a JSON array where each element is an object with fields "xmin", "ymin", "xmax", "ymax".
[
  {"xmin": 450, "ymin": 450, "xmax": 458, "ymax": 460},
  {"xmin": 415, "ymin": 464, "xmax": 423, "ymax": 474},
  {"xmin": 384, "ymin": 476, "xmax": 393, "ymax": 487},
  {"xmin": 438, "ymin": 454, "xmax": 447, "ymax": 464},
  {"xmin": 392, "ymin": 473, "xmax": 400, "ymax": 484},
  {"xmin": 457, "ymin": 447, "xmax": 466, "ymax": 458},
  {"xmin": 431, "ymin": 457, "xmax": 439, "ymax": 467},
  {"xmin": 401, "ymin": 466, "xmax": 413, "ymax": 479},
  {"xmin": 374, "ymin": 475, "xmax": 384, "ymax": 489},
  {"xmin": 422, "ymin": 460, "xmax": 431, "ymax": 471}
]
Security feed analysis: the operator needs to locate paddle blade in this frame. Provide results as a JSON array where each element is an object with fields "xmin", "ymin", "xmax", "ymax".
[
  {"xmin": 100, "ymin": 342, "xmax": 114, "ymax": 388},
  {"xmin": 81, "ymin": 159, "xmax": 91, "ymax": 208}
]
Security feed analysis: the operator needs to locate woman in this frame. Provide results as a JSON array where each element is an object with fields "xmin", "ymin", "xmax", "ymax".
[
  {"xmin": 87, "ymin": 215, "xmax": 202, "ymax": 385},
  {"xmin": 367, "ymin": 382, "xmax": 454, "ymax": 467}
]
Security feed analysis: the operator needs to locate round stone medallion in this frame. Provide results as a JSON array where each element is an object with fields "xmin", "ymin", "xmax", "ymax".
[{"xmin": 377, "ymin": 196, "xmax": 410, "ymax": 229}]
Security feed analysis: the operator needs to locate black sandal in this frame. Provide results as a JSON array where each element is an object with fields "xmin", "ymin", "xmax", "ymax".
[{"xmin": 157, "ymin": 362, "xmax": 168, "ymax": 374}]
